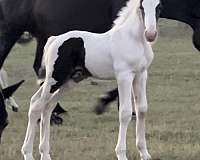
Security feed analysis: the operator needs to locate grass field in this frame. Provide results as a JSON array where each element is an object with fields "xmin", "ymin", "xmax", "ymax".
[{"xmin": 0, "ymin": 22, "xmax": 200, "ymax": 160}]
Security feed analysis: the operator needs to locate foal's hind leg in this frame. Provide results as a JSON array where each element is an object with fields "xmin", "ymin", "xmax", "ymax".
[
  {"xmin": 115, "ymin": 72, "xmax": 134, "ymax": 160},
  {"xmin": 39, "ymin": 91, "xmax": 60, "ymax": 160},
  {"xmin": 39, "ymin": 80, "xmax": 76, "ymax": 160},
  {"xmin": 133, "ymin": 71, "xmax": 151, "ymax": 160},
  {"xmin": 22, "ymin": 86, "xmax": 45, "ymax": 160}
]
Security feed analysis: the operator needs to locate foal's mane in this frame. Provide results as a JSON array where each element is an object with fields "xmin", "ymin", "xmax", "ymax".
[{"xmin": 113, "ymin": 0, "xmax": 141, "ymax": 28}]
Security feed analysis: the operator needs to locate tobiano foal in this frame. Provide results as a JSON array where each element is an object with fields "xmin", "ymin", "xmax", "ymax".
[{"xmin": 22, "ymin": 0, "xmax": 161, "ymax": 159}]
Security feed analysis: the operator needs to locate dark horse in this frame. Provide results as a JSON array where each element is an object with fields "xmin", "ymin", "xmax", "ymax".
[
  {"xmin": 0, "ymin": 0, "xmax": 199, "ymax": 73},
  {"xmin": 0, "ymin": 0, "xmax": 199, "ymax": 137}
]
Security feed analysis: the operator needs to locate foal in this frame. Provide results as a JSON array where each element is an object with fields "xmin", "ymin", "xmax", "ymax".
[{"xmin": 22, "ymin": 0, "xmax": 160, "ymax": 159}]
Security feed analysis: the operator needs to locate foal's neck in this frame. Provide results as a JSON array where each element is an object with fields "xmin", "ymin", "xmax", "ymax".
[{"xmin": 117, "ymin": 9, "xmax": 145, "ymax": 39}]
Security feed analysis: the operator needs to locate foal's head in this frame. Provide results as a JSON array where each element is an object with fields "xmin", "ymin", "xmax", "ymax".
[{"xmin": 140, "ymin": 0, "xmax": 162, "ymax": 42}]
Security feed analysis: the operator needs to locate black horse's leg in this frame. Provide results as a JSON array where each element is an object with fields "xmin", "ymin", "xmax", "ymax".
[
  {"xmin": 95, "ymin": 88, "xmax": 118, "ymax": 114},
  {"xmin": 95, "ymin": 88, "xmax": 136, "ymax": 117},
  {"xmin": 192, "ymin": 22, "xmax": 200, "ymax": 52},
  {"xmin": 0, "ymin": 31, "xmax": 23, "ymax": 69},
  {"xmin": 34, "ymin": 39, "xmax": 68, "ymax": 125},
  {"xmin": 33, "ymin": 38, "xmax": 47, "ymax": 78}
]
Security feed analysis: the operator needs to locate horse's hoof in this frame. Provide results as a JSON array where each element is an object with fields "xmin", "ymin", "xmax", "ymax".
[
  {"xmin": 40, "ymin": 154, "xmax": 51, "ymax": 160},
  {"xmin": 12, "ymin": 106, "xmax": 18, "ymax": 112},
  {"xmin": 90, "ymin": 81, "xmax": 98, "ymax": 85},
  {"xmin": 141, "ymin": 151, "xmax": 151, "ymax": 160},
  {"xmin": 22, "ymin": 153, "xmax": 35, "ymax": 160},
  {"xmin": 94, "ymin": 100, "xmax": 107, "ymax": 115},
  {"xmin": 50, "ymin": 114, "xmax": 63, "ymax": 125}
]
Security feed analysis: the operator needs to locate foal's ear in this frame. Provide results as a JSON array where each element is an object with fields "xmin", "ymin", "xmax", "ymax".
[{"xmin": 2, "ymin": 80, "xmax": 25, "ymax": 99}]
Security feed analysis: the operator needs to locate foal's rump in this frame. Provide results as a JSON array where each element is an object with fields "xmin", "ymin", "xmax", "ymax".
[
  {"xmin": 44, "ymin": 37, "xmax": 88, "ymax": 93},
  {"xmin": 43, "ymin": 31, "xmax": 115, "ymax": 86}
]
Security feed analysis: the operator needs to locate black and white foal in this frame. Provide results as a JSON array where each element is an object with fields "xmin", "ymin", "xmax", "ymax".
[{"xmin": 22, "ymin": 0, "xmax": 160, "ymax": 159}]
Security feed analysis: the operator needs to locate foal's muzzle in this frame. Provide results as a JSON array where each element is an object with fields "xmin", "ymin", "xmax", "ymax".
[{"xmin": 145, "ymin": 30, "xmax": 157, "ymax": 42}]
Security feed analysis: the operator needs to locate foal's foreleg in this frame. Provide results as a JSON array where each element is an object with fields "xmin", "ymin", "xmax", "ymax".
[
  {"xmin": 115, "ymin": 72, "xmax": 134, "ymax": 160},
  {"xmin": 133, "ymin": 71, "xmax": 151, "ymax": 160}
]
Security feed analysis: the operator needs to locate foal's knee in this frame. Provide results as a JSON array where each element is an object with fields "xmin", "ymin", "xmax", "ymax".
[
  {"xmin": 119, "ymin": 107, "xmax": 132, "ymax": 123},
  {"xmin": 137, "ymin": 102, "xmax": 148, "ymax": 114},
  {"xmin": 28, "ymin": 108, "xmax": 41, "ymax": 121}
]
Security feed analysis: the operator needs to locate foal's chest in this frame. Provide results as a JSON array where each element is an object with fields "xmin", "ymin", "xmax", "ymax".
[{"xmin": 112, "ymin": 40, "xmax": 153, "ymax": 72}]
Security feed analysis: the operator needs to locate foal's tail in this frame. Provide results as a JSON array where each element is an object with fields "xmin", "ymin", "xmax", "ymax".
[{"xmin": 37, "ymin": 36, "xmax": 57, "ymax": 85}]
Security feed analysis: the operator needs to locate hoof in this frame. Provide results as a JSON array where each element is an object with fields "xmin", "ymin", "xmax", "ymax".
[
  {"xmin": 50, "ymin": 114, "xmax": 63, "ymax": 125},
  {"xmin": 22, "ymin": 153, "xmax": 35, "ymax": 160},
  {"xmin": 94, "ymin": 100, "xmax": 107, "ymax": 115},
  {"xmin": 12, "ymin": 106, "xmax": 18, "ymax": 112},
  {"xmin": 141, "ymin": 151, "xmax": 151, "ymax": 160},
  {"xmin": 40, "ymin": 154, "xmax": 51, "ymax": 160},
  {"xmin": 90, "ymin": 81, "xmax": 98, "ymax": 85}
]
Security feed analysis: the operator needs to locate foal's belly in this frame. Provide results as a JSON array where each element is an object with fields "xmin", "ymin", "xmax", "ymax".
[
  {"xmin": 85, "ymin": 53, "xmax": 115, "ymax": 79},
  {"xmin": 84, "ymin": 41, "xmax": 115, "ymax": 79}
]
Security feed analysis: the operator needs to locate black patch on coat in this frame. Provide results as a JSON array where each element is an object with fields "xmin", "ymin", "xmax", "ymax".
[{"xmin": 50, "ymin": 38, "xmax": 90, "ymax": 93}]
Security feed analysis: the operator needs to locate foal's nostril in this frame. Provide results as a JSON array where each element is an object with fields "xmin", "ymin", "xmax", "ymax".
[{"xmin": 145, "ymin": 31, "xmax": 157, "ymax": 42}]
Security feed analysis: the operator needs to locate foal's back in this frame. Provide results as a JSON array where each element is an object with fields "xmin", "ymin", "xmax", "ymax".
[
  {"xmin": 46, "ymin": 30, "xmax": 116, "ymax": 80},
  {"xmin": 45, "ymin": 26, "xmax": 152, "ymax": 82}
]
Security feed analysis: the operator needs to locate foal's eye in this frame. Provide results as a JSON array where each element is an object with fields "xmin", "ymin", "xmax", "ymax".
[{"xmin": 140, "ymin": 5, "xmax": 145, "ymax": 17}]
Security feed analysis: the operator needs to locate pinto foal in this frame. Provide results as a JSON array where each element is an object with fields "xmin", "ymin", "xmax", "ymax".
[{"xmin": 22, "ymin": 0, "xmax": 161, "ymax": 159}]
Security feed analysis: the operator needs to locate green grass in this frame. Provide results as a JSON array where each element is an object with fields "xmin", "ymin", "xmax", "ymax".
[{"xmin": 0, "ymin": 26, "xmax": 200, "ymax": 160}]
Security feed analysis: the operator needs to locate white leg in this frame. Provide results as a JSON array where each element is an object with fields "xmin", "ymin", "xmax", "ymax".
[
  {"xmin": 21, "ymin": 86, "xmax": 46, "ymax": 160},
  {"xmin": 39, "ymin": 91, "xmax": 60, "ymax": 160},
  {"xmin": 39, "ymin": 80, "xmax": 75, "ymax": 160},
  {"xmin": 133, "ymin": 71, "xmax": 151, "ymax": 160},
  {"xmin": 115, "ymin": 72, "xmax": 134, "ymax": 160},
  {"xmin": 39, "ymin": 110, "xmax": 53, "ymax": 160}
]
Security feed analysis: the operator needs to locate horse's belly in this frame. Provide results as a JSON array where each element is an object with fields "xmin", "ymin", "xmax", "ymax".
[{"xmin": 85, "ymin": 50, "xmax": 115, "ymax": 79}]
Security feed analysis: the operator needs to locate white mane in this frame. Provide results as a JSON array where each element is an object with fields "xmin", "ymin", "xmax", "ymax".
[{"xmin": 113, "ymin": 0, "xmax": 141, "ymax": 28}]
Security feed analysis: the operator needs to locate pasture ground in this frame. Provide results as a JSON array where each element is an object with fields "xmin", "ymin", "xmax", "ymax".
[{"xmin": 0, "ymin": 20, "xmax": 200, "ymax": 160}]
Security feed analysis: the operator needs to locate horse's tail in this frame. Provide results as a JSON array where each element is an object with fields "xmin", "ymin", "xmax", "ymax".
[{"xmin": 37, "ymin": 36, "xmax": 57, "ymax": 85}]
